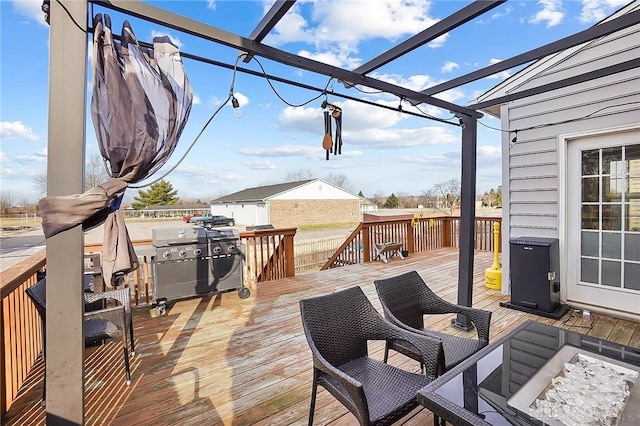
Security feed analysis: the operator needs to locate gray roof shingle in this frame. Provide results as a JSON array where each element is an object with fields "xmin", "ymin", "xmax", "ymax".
[{"xmin": 211, "ymin": 179, "xmax": 316, "ymax": 203}]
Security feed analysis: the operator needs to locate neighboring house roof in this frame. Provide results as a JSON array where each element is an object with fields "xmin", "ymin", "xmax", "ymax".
[
  {"xmin": 475, "ymin": 0, "xmax": 639, "ymax": 118},
  {"xmin": 211, "ymin": 178, "xmax": 369, "ymax": 203},
  {"xmin": 211, "ymin": 179, "xmax": 317, "ymax": 203}
]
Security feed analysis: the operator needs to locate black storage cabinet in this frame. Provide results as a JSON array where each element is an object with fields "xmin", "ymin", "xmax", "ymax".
[{"xmin": 509, "ymin": 237, "xmax": 560, "ymax": 313}]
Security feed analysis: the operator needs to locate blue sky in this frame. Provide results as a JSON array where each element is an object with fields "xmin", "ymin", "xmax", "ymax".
[{"xmin": 0, "ymin": 0, "xmax": 630, "ymax": 204}]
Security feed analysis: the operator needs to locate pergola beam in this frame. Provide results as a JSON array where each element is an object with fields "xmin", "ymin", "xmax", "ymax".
[
  {"xmin": 353, "ymin": 0, "xmax": 505, "ymax": 75},
  {"xmin": 420, "ymin": 9, "xmax": 640, "ymax": 96},
  {"xmin": 95, "ymin": 0, "xmax": 480, "ymax": 117},
  {"xmin": 469, "ymin": 58, "xmax": 640, "ymax": 110},
  {"xmin": 242, "ymin": 0, "xmax": 297, "ymax": 63}
]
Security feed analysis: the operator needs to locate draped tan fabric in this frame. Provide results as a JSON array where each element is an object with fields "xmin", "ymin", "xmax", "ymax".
[{"xmin": 39, "ymin": 14, "xmax": 192, "ymax": 286}]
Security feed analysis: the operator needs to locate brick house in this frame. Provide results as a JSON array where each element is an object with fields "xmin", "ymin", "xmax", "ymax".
[{"xmin": 209, "ymin": 179, "xmax": 364, "ymax": 228}]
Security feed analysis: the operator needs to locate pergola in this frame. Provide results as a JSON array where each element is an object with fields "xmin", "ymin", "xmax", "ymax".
[{"xmin": 44, "ymin": 0, "xmax": 639, "ymax": 422}]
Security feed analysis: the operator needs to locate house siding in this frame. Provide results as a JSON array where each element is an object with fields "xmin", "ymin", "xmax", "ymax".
[{"xmin": 499, "ymin": 18, "xmax": 640, "ymax": 294}]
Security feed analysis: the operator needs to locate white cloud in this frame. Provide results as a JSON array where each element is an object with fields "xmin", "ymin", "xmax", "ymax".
[
  {"xmin": 529, "ymin": 0, "xmax": 565, "ymax": 27},
  {"xmin": 478, "ymin": 145, "xmax": 502, "ymax": 158},
  {"xmin": 579, "ymin": 0, "xmax": 628, "ymax": 23},
  {"xmin": 278, "ymin": 100, "xmax": 404, "ymax": 135},
  {"xmin": 239, "ymin": 144, "xmax": 362, "ymax": 161},
  {"xmin": 151, "ymin": 30, "xmax": 183, "ymax": 49},
  {"xmin": 232, "ymin": 92, "xmax": 250, "ymax": 108},
  {"xmin": 0, "ymin": 121, "xmax": 40, "ymax": 142},
  {"xmin": 427, "ymin": 33, "xmax": 449, "ymax": 49},
  {"xmin": 345, "ymin": 126, "xmax": 458, "ymax": 149},
  {"xmin": 490, "ymin": 5, "xmax": 514, "ymax": 20},
  {"xmin": 246, "ymin": 160, "xmax": 277, "ymax": 170},
  {"xmin": 15, "ymin": 147, "xmax": 47, "ymax": 164},
  {"xmin": 0, "ymin": 151, "xmax": 7, "ymax": 162},
  {"xmin": 265, "ymin": 0, "xmax": 440, "ymax": 68},
  {"xmin": 485, "ymin": 58, "xmax": 512, "ymax": 80},
  {"xmin": 174, "ymin": 165, "xmax": 243, "ymax": 183},
  {"xmin": 12, "ymin": 0, "xmax": 47, "ymax": 25},
  {"xmin": 441, "ymin": 61, "xmax": 459, "ymax": 74},
  {"xmin": 192, "ymin": 94, "xmax": 202, "ymax": 105},
  {"xmin": 207, "ymin": 0, "xmax": 216, "ymax": 11},
  {"xmin": 298, "ymin": 48, "xmax": 361, "ymax": 69}
]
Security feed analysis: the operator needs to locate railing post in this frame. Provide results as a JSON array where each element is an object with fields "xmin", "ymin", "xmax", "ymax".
[
  {"xmin": 443, "ymin": 218, "xmax": 453, "ymax": 247},
  {"xmin": 363, "ymin": 225, "xmax": 371, "ymax": 262},
  {"xmin": 284, "ymin": 232, "xmax": 295, "ymax": 278},
  {"xmin": 406, "ymin": 221, "xmax": 415, "ymax": 253}
]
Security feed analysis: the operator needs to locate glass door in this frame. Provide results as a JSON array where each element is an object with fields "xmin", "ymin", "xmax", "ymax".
[{"xmin": 566, "ymin": 133, "xmax": 640, "ymax": 316}]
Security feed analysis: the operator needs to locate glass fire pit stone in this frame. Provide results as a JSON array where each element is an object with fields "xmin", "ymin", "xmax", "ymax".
[{"xmin": 508, "ymin": 345, "xmax": 640, "ymax": 426}]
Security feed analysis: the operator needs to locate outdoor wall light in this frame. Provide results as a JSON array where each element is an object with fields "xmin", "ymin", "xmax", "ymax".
[{"xmin": 231, "ymin": 96, "xmax": 242, "ymax": 119}]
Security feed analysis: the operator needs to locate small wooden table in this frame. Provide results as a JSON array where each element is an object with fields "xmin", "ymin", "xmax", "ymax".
[{"xmin": 373, "ymin": 242, "xmax": 404, "ymax": 263}]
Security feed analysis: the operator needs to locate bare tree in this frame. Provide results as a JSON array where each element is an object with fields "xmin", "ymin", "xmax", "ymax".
[
  {"xmin": 324, "ymin": 172, "xmax": 352, "ymax": 191},
  {"xmin": 33, "ymin": 171, "xmax": 48, "ymax": 196},
  {"xmin": 370, "ymin": 191, "xmax": 386, "ymax": 208},
  {"xmin": 84, "ymin": 153, "xmax": 110, "ymax": 190},
  {"xmin": 283, "ymin": 168, "xmax": 315, "ymax": 182},
  {"xmin": 32, "ymin": 154, "xmax": 111, "ymax": 196},
  {"xmin": 424, "ymin": 178, "xmax": 462, "ymax": 215},
  {"xmin": 1, "ymin": 192, "xmax": 16, "ymax": 214}
]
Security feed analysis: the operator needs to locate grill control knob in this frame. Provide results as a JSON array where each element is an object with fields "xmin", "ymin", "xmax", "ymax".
[
  {"xmin": 193, "ymin": 248, "xmax": 202, "ymax": 256},
  {"xmin": 212, "ymin": 245, "xmax": 222, "ymax": 254},
  {"xmin": 178, "ymin": 250, "xmax": 187, "ymax": 258},
  {"xmin": 227, "ymin": 244, "xmax": 236, "ymax": 253},
  {"xmin": 162, "ymin": 251, "xmax": 172, "ymax": 259}
]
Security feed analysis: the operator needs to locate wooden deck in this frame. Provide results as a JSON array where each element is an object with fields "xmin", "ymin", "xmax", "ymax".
[{"xmin": 5, "ymin": 249, "xmax": 640, "ymax": 426}]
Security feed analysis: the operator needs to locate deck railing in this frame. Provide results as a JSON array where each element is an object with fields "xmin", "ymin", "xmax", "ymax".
[
  {"xmin": 321, "ymin": 216, "xmax": 501, "ymax": 270},
  {"xmin": 1, "ymin": 250, "xmax": 46, "ymax": 419}
]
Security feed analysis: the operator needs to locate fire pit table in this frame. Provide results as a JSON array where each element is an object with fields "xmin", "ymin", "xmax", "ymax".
[{"xmin": 417, "ymin": 320, "xmax": 640, "ymax": 426}]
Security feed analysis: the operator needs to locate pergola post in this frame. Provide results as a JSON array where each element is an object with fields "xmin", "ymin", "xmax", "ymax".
[
  {"xmin": 452, "ymin": 114, "xmax": 478, "ymax": 331},
  {"xmin": 46, "ymin": 0, "xmax": 88, "ymax": 423}
]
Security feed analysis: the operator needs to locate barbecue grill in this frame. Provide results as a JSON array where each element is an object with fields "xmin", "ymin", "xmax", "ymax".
[{"xmin": 151, "ymin": 226, "xmax": 249, "ymax": 308}]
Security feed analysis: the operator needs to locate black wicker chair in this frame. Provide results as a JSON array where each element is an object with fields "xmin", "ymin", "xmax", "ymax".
[
  {"xmin": 299, "ymin": 285, "xmax": 444, "ymax": 426},
  {"xmin": 374, "ymin": 270, "xmax": 491, "ymax": 372},
  {"xmin": 25, "ymin": 278, "xmax": 135, "ymax": 404}
]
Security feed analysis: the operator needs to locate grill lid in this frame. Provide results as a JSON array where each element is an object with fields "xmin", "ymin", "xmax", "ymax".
[
  {"xmin": 152, "ymin": 227, "xmax": 207, "ymax": 247},
  {"xmin": 205, "ymin": 228, "xmax": 240, "ymax": 240}
]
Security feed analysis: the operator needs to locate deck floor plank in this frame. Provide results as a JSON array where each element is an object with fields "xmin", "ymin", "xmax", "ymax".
[{"xmin": 4, "ymin": 248, "xmax": 638, "ymax": 426}]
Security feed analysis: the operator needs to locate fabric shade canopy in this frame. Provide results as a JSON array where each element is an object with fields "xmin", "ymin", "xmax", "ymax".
[{"xmin": 39, "ymin": 14, "xmax": 193, "ymax": 285}]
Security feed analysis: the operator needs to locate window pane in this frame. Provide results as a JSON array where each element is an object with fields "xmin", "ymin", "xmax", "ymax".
[
  {"xmin": 603, "ymin": 176, "xmax": 624, "ymax": 202},
  {"xmin": 582, "ymin": 149, "xmax": 599, "ymax": 176},
  {"xmin": 582, "ymin": 205, "xmax": 599, "ymax": 230},
  {"xmin": 628, "ymin": 176, "xmax": 640, "ymax": 201},
  {"xmin": 624, "ymin": 263, "xmax": 640, "ymax": 291},
  {"xmin": 625, "ymin": 144, "xmax": 640, "ymax": 162},
  {"xmin": 602, "ymin": 232, "xmax": 621, "ymax": 259},
  {"xmin": 602, "ymin": 204, "xmax": 621, "ymax": 230},
  {"xmin": 627, "ymin": 203, "xmax": 640, "ymax": 231},
  {"xmin": 582, "ymin": 177, "xmax": 599, "ymax": 202},
  {"xmin": 581, "ymin": 258, "xmax": 598, "ymax": 284},
  {"xmin": 581, "ymin": 231, "xmax": 599, "ymax": 257},
  {"xmin": 601, "ymin": 260, "xmax": 621, "ymax": 287},
  {"xmin": 624, "ymin": 233, "xmax": 640, "ymax": 261},
  {"xmin": 603, "ymin": 147, "xmax": 622, "ymax": 174}
]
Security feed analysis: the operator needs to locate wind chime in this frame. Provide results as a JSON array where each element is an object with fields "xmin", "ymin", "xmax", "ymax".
[{"xmin": 321, "ymin": 100, "xmax": 343, "ymax": 160}]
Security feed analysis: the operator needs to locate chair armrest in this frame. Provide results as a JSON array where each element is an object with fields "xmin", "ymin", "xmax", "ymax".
[
  {"xmin": 365, "ymin": 313, "xmax": 443, "ymax": 377},
  {"xmin": 420, "ymin": 296, "xmax": 492, "ymax": 344},
  {"xmin": 84, "ymin": 288, "xmax": 131, "ymax": 312}
]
